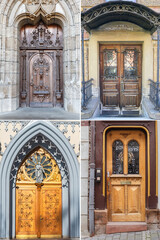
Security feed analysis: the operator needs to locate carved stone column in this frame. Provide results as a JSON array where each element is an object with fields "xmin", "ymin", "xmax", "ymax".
[{"xmin": 20, "ymin": 50, "xmax": 27, "ymax": 107}]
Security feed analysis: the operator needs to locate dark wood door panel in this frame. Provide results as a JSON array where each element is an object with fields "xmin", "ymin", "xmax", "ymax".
[
  {"xmin": 20, "ymin": 21, "xmax": 63, "ymax": 108},
  {"xmin": 100, "ymin": 44, "xmax": 142, "ymax": 113}
]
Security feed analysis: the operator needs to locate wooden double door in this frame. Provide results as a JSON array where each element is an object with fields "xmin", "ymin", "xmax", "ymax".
[
  {"xmin": 106, "ymin": 130, "xmax": 145, "ymax": 222},
  {"xmin": 20, "ymin": 21, "xmax": 63, "ymax": 108},
  {"xmin": 16, "ymin": 184, "xmax": 62, "ymax": 238},
  {"xmin": 100, "ymin": 44, "xmax": 142, "ymax": 115}
]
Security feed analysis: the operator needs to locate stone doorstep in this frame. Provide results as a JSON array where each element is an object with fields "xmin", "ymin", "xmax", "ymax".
[{"xmin": 106, "ymin": 222, "xmax": 147, "ymax": 234}]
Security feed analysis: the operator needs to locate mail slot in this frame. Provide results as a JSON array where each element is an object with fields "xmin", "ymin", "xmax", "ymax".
[{"xmin": 120, "ymin": 181, "xmax": 131, "ymax": 185}]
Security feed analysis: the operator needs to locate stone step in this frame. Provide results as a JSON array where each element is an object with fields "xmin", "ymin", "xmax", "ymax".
[{"xmin": 106, "ymin": 222, "xmax": 147, "ymax": 234}]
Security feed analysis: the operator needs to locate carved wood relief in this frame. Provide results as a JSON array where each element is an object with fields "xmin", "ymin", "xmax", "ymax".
[
  {"xmin": 16, "ymin": 147, "xmax": 62, "ymax": 238},
  {"xmin": 20, "ymin": 21, "xmax": 63, "ymax": 108}
]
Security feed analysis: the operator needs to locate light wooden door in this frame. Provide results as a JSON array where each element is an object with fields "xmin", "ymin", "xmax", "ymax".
[
  {"xmin": 16, "ymin": 184, "xmax": 62, "ymax": 238},
  {"xmin": 106, "ymin": 130, "xmax": 145, "ymax": 222},
  {"xmin": 16, "ymin": 147, "xmax": 62, "ymax": 239},
  {"xmin": 100, "ymin": 44, "xmax": 142, "ymax": 112}
]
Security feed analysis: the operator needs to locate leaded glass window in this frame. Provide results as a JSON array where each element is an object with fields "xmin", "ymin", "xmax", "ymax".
[
  {"xmin": 104, "ymin": 49, "xmax": 117, "ymax": 79},
  {"xmin": 124, "ymin": 49, "xmax": 138, "ymax": 79},
  {"xmin": 128, "ymin": 140, "xmax": 139, "ymax": 174},
  {"xmin": 112, "ymin": 140, "xmax": 123, "ymax": 174}
]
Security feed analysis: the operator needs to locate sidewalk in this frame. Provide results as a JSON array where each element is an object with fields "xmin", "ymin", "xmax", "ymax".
[
  {"xmin": 0, "ymin": 107, "xmax": 80, "ymax": 120},
  {"xmin": 82, "ymin": 230, "xmax": 160, "ymax": 240}
]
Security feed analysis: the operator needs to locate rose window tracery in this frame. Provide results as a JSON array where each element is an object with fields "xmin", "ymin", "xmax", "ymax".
[{"xmin": 17, "ymin": 147, "xmax": 61, "ymax": 183}]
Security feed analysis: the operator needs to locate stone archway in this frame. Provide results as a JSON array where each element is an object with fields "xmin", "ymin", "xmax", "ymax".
[
  {"xmin": 0, "ymin": 0, "xmax": 80, "ymax": 113},
  {"xmin": 0, "ymin": 121, "xmax": 80, "ymax": 238}
]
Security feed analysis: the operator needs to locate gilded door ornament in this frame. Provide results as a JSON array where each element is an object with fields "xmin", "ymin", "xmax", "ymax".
[{"xmin": 10, "ymin": 134, "xmax": 69, "ymax": 188}]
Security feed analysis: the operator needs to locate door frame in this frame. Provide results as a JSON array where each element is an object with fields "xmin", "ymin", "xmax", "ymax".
[{"xmin": 106, "ymin": 129, "xmax": 146, "ymax": 222}]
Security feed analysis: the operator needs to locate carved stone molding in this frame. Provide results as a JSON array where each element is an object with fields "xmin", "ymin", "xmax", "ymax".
[{"xmin": 23, "ymin": 0, "xmax": 59, "ymax": 15}]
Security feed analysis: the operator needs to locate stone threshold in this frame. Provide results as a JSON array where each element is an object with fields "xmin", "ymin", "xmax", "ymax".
[{"xmin": 106, "ymin": 222, "xmax": 147, "ymax": 234}]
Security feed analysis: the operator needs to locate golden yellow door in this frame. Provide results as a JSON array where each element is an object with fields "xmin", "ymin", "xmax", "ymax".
[
  {"xmin": 16, "ymin": 147, "xmax": 62, "ymax": 239},
  {"xmin": 107, "ymin": 130, "xmax": 145, "ymax": 222}
]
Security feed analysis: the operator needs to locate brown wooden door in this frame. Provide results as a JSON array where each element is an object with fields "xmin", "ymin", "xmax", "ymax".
[
  {"xmin": 106, "ymin": 130, "xmax": 145, "ymax": 222},
  {"xmin": 29, "ymin": 53, "xmax": 54, "ymax": 107},
  {"xmin": 20, "ymin": 21, "xmax": 63, "ymax": 108},
  {"xmin": 100, "ymin": 44, "xmax": 142, "ymax": 113}
]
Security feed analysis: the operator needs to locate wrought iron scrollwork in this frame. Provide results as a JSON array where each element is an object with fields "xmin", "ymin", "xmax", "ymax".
[
  {"xmin": 128, "ymin": 140, "xmax": 139, "ymax": 174},
  {"xmin": 103, "ymin": 49, "xmax": 117, "ymax": 79},
  {"xmin": 124, "ymin": 49, "xmax": 138, "ymax": 80},
  {"xmin": 112, "ymin": 140, "xmax": 124, "ymax": 174}
]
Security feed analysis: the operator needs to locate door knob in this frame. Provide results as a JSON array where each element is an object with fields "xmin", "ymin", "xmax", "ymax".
[{"xmin": 40, "ymin": 216, "xmax": 43, "ymax": 221}]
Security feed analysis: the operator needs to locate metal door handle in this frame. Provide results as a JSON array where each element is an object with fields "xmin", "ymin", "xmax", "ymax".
[{"xmin": 40, "ymin": 216, "xmax": 43, "ymax": 221}]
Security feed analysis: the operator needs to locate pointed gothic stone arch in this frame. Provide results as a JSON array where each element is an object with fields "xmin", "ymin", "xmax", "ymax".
[{"xmin": 0, "ymin": 121, "xmax": 80, "ymax": 238}]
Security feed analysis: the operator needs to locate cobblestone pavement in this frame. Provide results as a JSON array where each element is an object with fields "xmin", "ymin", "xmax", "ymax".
[{"xmin": 82, "ymin": 230, "xmax": 160, "ymax": 240}]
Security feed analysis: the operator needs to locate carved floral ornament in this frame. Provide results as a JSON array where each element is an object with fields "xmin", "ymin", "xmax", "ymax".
[{"xmin": 22, "ymin": 0, "xmax": 59, "ymax": 15}]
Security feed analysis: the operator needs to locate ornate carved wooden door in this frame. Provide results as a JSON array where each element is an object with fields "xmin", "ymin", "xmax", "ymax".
[
  {"xmin": 100, "ymin": 44, "xmax": 142, "ymax": 115},
  {"xmin": 16, "ymin": 147, "xmax": 62, "ymax": 238},
  {"xmin": 20, "ymin": 21, "xmax": 63, "ymax": 108},
  {"xmin": 106, "ymin": 130, "xmax": 145, "ymax": 221}
]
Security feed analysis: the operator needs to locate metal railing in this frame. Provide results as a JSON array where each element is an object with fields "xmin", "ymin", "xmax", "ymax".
[
  {"xmin": 81, "ymin": 78, "xmax": 93, "ymax": 108},
  {"xmin": 149, "ymin": 79, "xmax": 160, "ymax": 109}
]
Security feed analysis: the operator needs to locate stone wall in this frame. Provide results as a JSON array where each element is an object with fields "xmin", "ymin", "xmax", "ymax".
[
  {"xmin": 0, "ymin": 120, "xmax": 80, "ymax": 163},
  {"xmin": 81, "ymin": 123, "xmax": 90, "ymax": 237}
]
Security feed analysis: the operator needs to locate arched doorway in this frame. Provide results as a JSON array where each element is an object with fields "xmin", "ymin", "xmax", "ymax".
[
  {"xmin": 106, "ymin": 129, "xmax": 145, "ymax": 222},
  {"xmin": 0, "ymin": 121, "xmax": 80, "ymax": 239},
  {"xmin": 16, "ymin": 147, "xmax": 62, "ymax": 238},
  {"xmin": 20, "ymin": 21, "xmax": 63, "ymax": 108}
]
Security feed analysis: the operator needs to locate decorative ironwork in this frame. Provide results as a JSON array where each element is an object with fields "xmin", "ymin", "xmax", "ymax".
[
  {"xmin": 81, "ymin": 78, "xmax": 93, "ymax": 108},
  {"xmin": 149, "ymin": 79, "xmax": 160, "ymax": 109},
  {"xmin": 124, "ymin": 49, "xmax": 138, "ymax": 79},
  {"xmin": 10, "ymin": 134, "xmax": 69, "ymax": 188},
  {"xmin": 112, "ymin": 140, "xmax": 123, "ymax": 174},
  {"xmin": 81, "ymin": 1, "xmax": 159, "ymax": 33},
  {"xmin": 128, "ymin": 140, "xmax": 139, "ymax": 174},
  {"xmin": 104, "ymin": 49, "xmax": 117, "ymax": 79}
]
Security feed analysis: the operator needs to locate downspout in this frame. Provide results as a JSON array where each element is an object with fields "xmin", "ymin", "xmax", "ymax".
[
  {"xmin": 82, "ymin": 27, "xmax": 86, "ymax": 108},
  {"xmin": 157, "ymin": 26, "xmax": 160, "ymax": 108},
  {"xmin": 89, "ymin": 121, "xmax": 95, "ymax": 236}
]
